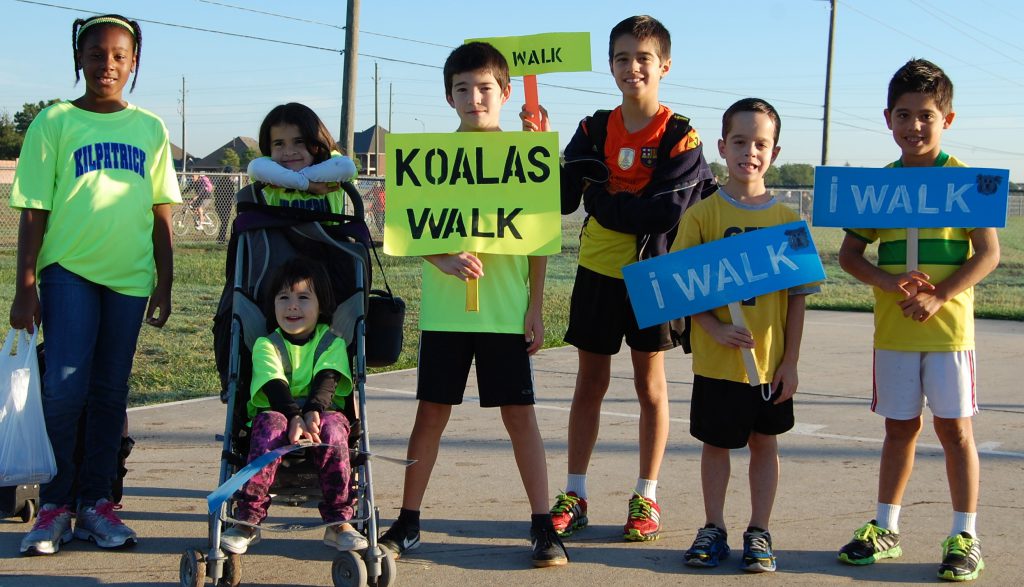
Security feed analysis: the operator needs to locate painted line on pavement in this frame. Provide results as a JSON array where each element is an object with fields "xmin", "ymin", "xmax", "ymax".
[{"xmin": 367, "ymin": 385, "xmax": 1024, "ymax": 459}]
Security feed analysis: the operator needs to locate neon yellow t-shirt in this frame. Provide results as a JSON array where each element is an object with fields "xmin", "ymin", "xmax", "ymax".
[
  {"xmin": 249, "ymin": 323, "xmax": 353, "ymax": 422},
  {"xmin": 845, "ymin": 153, "xmax": 975, "ymax": 351},
  {"xmin": 419, "ymin": 253, "xmax": 530, "ymax": 334},
  {"xmin": 260, "ymin": 185, "xmax": 347, "ymax": 215},
  {"xmin": 10, "ymin": 102, "xmax": 182, "ymax": 296},
  {"xmin": 671, "ymin": 189, "xmax": 817, "ymax": 383}
]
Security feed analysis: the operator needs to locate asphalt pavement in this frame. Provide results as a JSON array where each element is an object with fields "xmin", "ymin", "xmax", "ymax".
[{"xmin": 1, "ymin": 310, "xmax": 1022, "ymax": 586}]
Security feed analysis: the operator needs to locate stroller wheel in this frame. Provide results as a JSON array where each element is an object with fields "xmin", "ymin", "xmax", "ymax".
[
  {"xmin": 179, "ymin": 548, "xmax": 207, "ymax": 587},
  {"xmin": 372, "ymin": 545, "xmax": 397, "ymax": 587},
  {"xmin": 216, "ymin": 552, "xmax": 242, "ymax": 587},
  {"xmin": 332, "ymin": 550, "xmax": 368, "ymax": 587},
  {"xmin": 20, "ymin": 499, "xmax": 36, "ymax": 523}
]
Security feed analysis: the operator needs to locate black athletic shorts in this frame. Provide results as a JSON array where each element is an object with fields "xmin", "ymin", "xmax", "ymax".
[
  {"xmin": 564, "ymin": 265, "xmax": 683, "ymax": 355},
  {"xmin": 416, "ymin": 331, "xmax": 535, "ymax": 407},
  {"xmin": 689, "ymin": 374, "xmax": 794, "ymax": 449}
]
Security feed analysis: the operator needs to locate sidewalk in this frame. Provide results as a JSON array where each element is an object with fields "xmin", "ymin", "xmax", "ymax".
[{"xmin": 1, "ymin": 310, "xmax": 1022, "ymax": 586}]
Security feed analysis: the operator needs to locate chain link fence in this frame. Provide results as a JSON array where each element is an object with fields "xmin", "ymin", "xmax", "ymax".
[
  {"xmin": 0, "ymin": 165, "xmax": 387, "ymax": 247},
  {"xmin": 0, "ymin": 163, "xmax": 1019, "ymax": 253}
]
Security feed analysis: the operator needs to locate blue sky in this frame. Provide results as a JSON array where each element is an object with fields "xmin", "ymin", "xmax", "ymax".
[{"xmin": 3, "ymin": 0, "xmax": 1023, "ymax": 180}]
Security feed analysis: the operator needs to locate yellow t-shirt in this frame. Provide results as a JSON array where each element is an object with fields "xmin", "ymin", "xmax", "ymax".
[
  {"xmin": 419, "ymin": 253, "xmax": 530, "ymax": 334},
  {"xmin": 845, "ymin": 153, "xmax": 975, "ymax": 351},
  {"xmin": 10, "ymin": 101, "xmax": 182, "ymax": 296},
  {"xmin": 671, "ymin": 189, "xmax": 815, "ymax": 383},
  {"xmin": 249, "ymin": 323, "xmax": 353, "ymax": 421}
]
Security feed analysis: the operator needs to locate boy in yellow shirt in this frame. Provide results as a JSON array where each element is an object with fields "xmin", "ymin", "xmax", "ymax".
[
  {"xmin": 673, "ymin": 98, "xmax": 817, "ymax": 573},
  {"xmin": 837, "ymin": 58, "xmax": 999, "ymax": 583}
]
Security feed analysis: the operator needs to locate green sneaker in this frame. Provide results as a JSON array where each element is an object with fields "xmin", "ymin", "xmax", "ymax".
[
  {"xmin": 938, "ymin": 532, "xmax": 984, "ymax": 582},
  {"xmin": 838, "ymin": 520, "xmax": 902, "ymax": 565}
]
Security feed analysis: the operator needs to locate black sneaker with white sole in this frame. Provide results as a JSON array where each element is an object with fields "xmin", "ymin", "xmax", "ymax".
[
  {"xmin": 379, "ymin": 519, "xmax": 420, "ymax": 558},
  {"xmin": 530, "ymin": 526, "xmax": 569, "ymax": 568}
]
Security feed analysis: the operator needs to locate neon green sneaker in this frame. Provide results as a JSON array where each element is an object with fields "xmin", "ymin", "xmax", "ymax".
[
  {"xmin": 938, "ymin": 532, "xmax": 984, "ymax": 581},
  {"xmin": 838, "ymin": 520, "xmax": 902, "ymax": 565}
]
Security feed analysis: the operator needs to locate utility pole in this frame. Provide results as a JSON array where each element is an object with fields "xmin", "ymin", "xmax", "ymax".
[
  {"xmin": 180, "ymin": 76, "xmax": 187, "ymax": 174},
  {"xmin": 388, "ymin": 82, "xmax": 393, "ymax": 135},
  {"xmin": 340, "ymin": 0, "xmax": 360, "ymax": 158},
  {"xmin": 373, "ymin": 62, "xmax": 380, "ymax": 176},
  {"xmin": 821, "ymin": 0, "xmax": 836, "ymax": 166}
]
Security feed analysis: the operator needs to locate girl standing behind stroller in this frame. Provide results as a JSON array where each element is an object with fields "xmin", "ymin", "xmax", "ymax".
[
  {"xmin": 12, "ymin": 13, "xmax": 180, "ymax": 556},
  {"xmin": 221, "ymin": 258, "xmax": 366, "ymax": 554},
  {"xmin": 247, "ymin": 102, "xmax": 357, "ymax": 214}
]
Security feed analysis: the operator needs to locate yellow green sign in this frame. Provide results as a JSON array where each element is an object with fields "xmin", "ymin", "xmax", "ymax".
[
  {"xmin": 466, "ymin": 32, "xmax": 591, "ymax": 77},
  {"xmin": 383, "ymin": 132, "xmax": 561, "ymax": 257}
]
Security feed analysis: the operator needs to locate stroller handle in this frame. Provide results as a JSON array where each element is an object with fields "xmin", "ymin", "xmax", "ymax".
[{"xmin": 339, "ymin": 181, "xmax": 365, "ymax": 221}]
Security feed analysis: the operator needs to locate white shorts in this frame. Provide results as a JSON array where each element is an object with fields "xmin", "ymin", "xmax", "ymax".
[{"xmin": 872, "ymin": 350, "xmax": 977, "ymax": 419}]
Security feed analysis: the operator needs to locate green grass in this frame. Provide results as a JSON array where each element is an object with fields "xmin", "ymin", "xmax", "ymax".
[{"xmin": 0, "ymin": 216, "xmax": 1020, "ymax": 407}]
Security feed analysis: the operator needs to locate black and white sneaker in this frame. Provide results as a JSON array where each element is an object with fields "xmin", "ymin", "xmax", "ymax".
[
  {"xmin": 530, "ymin": 525, "xmax": 569, "ymax": 568},
  {"xmin": 379, "ymin": 519, "xmax": 420, "ymax": 559}
]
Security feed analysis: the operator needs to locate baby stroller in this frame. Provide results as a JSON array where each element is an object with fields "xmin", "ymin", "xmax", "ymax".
[{"xmin": 180, "ymin": 181, "xmax": 403, "ymax": 587}]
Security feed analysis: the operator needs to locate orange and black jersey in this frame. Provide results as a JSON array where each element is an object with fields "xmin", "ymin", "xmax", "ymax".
[{"xmin": 561, "ymin": 105, "xmax": 717, "ymax": 276}]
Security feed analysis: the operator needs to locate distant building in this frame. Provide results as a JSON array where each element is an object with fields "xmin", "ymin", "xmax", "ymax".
[
  {"xmin": 352, "ymin": 125, "xmax": 387, "ymax": 176},
  {"xmin": 192, "ymin": 137, "xmax": 260, "ymax": 172},
  {"xmin": 171, "ymin": 143, "xmax": 198, "ymax": 172}
]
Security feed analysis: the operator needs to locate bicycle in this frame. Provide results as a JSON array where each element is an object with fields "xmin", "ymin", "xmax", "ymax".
[{"xmin": 172, "ymin": 197, "xmax": 220, "ymax": 237}]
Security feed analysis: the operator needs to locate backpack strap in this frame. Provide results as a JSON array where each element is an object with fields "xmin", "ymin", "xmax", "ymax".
[
  {"xmin": 585, "ymin": 109, "xmax": 613, "ymax": 157},
  {"xmin": 657, "ymin": 113, "xmax": 694, "ymax": 165}
]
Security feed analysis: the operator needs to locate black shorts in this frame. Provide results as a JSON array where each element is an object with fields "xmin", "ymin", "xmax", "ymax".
[
  {"xmin": 689, "ymin": 374, "xmax": 794, "ymax": 449},
  {"xmin": 416, "ymin": 331, "xmax": 535, "ymax": 407},
  {"xmin": 564, "ymin": 265, "xmax": 684, "ymax": 355}
]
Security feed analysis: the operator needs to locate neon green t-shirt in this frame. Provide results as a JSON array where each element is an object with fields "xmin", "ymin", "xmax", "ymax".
[
  {"xmin": 845, "ymin": 153, "xmax": 975, "ymax": 351},
  {"xmin": 248, "ymin": 323, "xmax": 353, "ymax": 422},
  {"xmin": 260, "ymin": 185, "xmax": 347, "ymax": 215},
  {"xmin": 419, "ymin": 253, "xmax": 530, "ymax": 334},
  {"xmin": 10, "ymin": 102, "xmax": 181, "ymax": 296},
  {"xmin": 672, "ymin": 189, "xmax": 818, "ymax": 383}
]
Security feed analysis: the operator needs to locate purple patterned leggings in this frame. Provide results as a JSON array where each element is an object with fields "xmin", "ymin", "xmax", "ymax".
[{"xmin": 235, "ymin": 410, "xmax": 355, "ymax": 524}]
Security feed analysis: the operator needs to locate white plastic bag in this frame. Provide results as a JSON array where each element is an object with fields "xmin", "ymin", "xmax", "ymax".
[{"xmin": 0, "ymin": 328, "xmax": 56, "ymax": 485}]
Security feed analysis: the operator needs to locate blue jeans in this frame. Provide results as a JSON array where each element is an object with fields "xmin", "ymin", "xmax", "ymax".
[{"xmin": 38, "ymin": 264, "xmax": 148, "ymax": 507}]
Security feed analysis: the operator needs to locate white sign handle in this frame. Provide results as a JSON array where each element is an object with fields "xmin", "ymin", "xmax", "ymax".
[
  {"xmin": 906, "ymin": 228, "xmax": 919, "ymax": 271},
  {"xmin": 728, "ymin": 302, "xmax": 762, "ymax": 387}
]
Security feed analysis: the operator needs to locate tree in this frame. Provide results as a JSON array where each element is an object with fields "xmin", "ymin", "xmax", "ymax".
[
  {"xmin": 763, "ymin": 166, "xmax": 782, "ymax": 187},
  {"xmin": 220, "ymin": 148, "xmax": 240, "ymax": 172},
  {"xmin": 708, "ymin": 161, "xmax": 728, "ymax": 183},
  {"xmin": 777, "ymin": 163, "xmax": 815, "ymax": 187},
  {"xmin": 0, "ymin": 112, "xmax": 23, "ymax": 159},
  {"xmin": 14, "ymin": 99, "xmax": 61, "ymax": 135},
  {"xmin": 241, "ymin": 147, "xmax": 260, "ymax": 168}
]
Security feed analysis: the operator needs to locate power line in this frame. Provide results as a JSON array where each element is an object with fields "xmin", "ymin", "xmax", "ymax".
[
  {"xmin": 197, "ymin": 0, "xmax": 455, "ymax": 48},
  {"xmin": 839, "ymin": 0, "xmax": 1024, "ymax": 88},
  {"xmin": 197, "ymin": 0, "xmax": 342, "ymax": 29},
  {"xmin": 14, "ymin": 0, "xmax": 342, "ymax": 53},
  {"xmin": 908, "ymin": 0, "xmax": 1024, "ymax": 66}
]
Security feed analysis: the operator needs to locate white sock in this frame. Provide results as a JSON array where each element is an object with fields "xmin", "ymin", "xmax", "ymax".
[
  {"xmin": 566, "ymin": 474, "xmax": 587, "ymax": 499},
  {"xmin": 635, "ymin": 478, "xmax": 657, "ymax": 502},
  {"xmin": 952, "ymin": 511, "xmax": 977, "ymax": 537},
  {"xmin": 876, "ymin": 503, "xmax": 901, "ymax": 533}
]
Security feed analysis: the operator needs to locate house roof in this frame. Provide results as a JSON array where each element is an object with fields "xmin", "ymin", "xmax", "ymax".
[
  {"xmin": 353, "ymin": 125, "xmax": 388, "ymax": 154},
  {"xmin": 192, "ymin": 136, "xmax": 259, "ymax": 169},
  {"xmin": 170, "ymin": 142, "xmax": 196, "ymax": 162}
]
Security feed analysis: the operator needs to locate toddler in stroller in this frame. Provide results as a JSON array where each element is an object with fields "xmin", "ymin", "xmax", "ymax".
[
  {"xmin": 181, "ymin": 177, "xmax": 403, "ymax": 587},
  {"xmin": 219, "ymin": 257, "xmax": 365, "ymax": 555}
]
